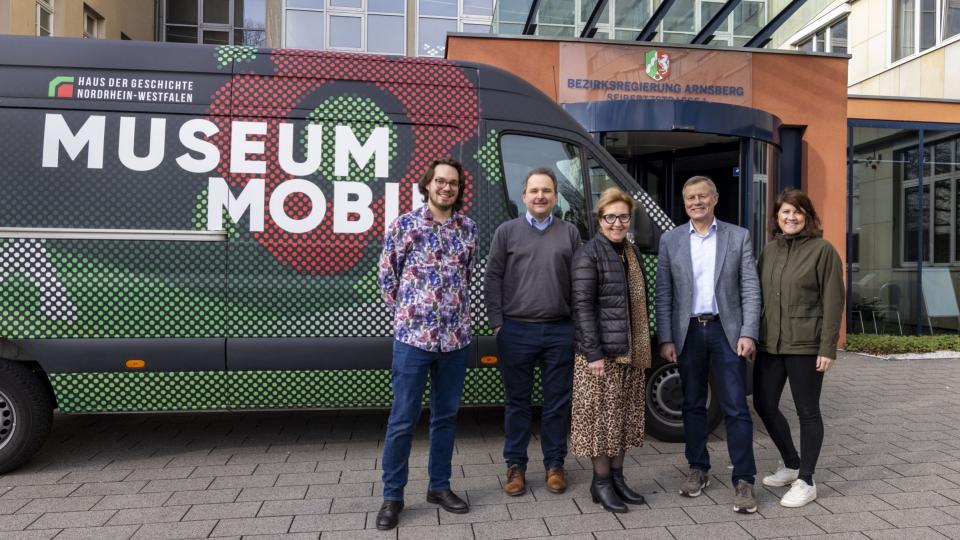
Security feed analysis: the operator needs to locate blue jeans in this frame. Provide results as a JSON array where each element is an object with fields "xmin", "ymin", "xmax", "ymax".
[
  {"xmin": 677, "ymin": 318, "xmax": 756, "ymax": 484},
  {"xmin": 496, "ymin": 318, "xmax": 574, "ymax": 470},
  {"xmin": 381, "ymin": 340, "xmax": 469, "ymax": 501}
]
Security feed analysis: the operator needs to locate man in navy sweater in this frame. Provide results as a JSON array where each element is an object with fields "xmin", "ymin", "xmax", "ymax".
[{"xmin": 483, "ymin": 167, "xmax": 581, "ymax": 496}]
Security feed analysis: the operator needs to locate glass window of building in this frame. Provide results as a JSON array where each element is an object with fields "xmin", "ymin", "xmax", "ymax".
[
  {"xmin": 83, "ymin": 7, "xmax": 103, "ymax": 39},
  {"xmin": 793, "ymin": 16, "xmax": 848, "ymax": 53},
  {"xmin": 286, "ymin": 8, "xmax": 324, "ymax": 49},
  {"xmin": 330, "ymin": 14, "xmax": 362, "ymax": 49},
  {"xmin": 164, "ymin": 0, "xmax": 270, "ymax": 47},
  {"xmin": 946, "ymin": 0, "xmax": 960, "ymax": 40},
  {"xmin": 893, "ymin": 0, "xmax": 956, "ymax": 61},
  {"xmin": 418, "ymin": 16, "xmax": 456, "ymax": 55},
  {"xmin": 851, "ymin": 125, "xmax": 960, "ymax": 335},
  {"xmin": 367, "ymin": 15, "xmax": 405, "ymax": 53},
  {"xmin": 37, "ymin": 1, "xmax": 54, "ymax": 36}
]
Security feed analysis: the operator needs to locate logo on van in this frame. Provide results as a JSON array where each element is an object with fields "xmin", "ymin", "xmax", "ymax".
[
  {"xmin": 644, "ymin": 50, "xmax": 670, "ymax": 81},
  {"xmin": 48, "ymin": 76, "xmax": 75, "ymax": 98}
]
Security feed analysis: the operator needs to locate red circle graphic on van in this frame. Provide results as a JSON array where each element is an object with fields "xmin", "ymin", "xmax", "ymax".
[{"xmin": 206, "ymin": 51, "xmax": 479, "ymax": 275}]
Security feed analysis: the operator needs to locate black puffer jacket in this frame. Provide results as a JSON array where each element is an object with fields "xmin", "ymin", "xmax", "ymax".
[{"xmin": 572, "ymin": 234, "xmax": 640, "ymax": 362}]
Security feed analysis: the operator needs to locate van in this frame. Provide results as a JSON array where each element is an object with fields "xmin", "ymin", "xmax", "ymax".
[{"xmin": 0, "ymin": 35, "xmax": 720, "ymax": 473}]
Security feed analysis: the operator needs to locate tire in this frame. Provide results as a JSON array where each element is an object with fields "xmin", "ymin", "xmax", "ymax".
[
  {"xmin": 644, "ymin": 361, "xmax": 722, "ymax": 442},
  {"xmin": 0, "ymin": 360, "xmax": 53, "ymax": 474}
]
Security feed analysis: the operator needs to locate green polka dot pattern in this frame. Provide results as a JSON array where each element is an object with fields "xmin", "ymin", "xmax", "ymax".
[
  {"xmin": 50, "ymin": 371, "xmax": 228, "ymax": 412},
  {"xmin": 215, "ymin": 45, "xmax": 257, "ymax": 69},
  {"xmin": 306, "ymin": 95, "xmax": 399, "ymax": 184},
  {"xmin": 474, "ymin": 130, "xmax": 503, "ymax": 185},
  {"xmin": 49, "ymin": 367, "xmax": 518, "ymax": 413},
  {"xmin": 1, "ymin": 239, "xmax": 224, "ymax": 338},
  {"xmin": 642, "ymin": 253, "xmax": 657, "ymax": 334}
]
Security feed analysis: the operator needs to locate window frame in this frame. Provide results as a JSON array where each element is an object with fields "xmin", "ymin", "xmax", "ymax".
[
  {"xmin": 890, "ymin": 0, "xmax": 960, "ymax": 64},
  {"xmin": 416, "ymin": 0, "xmax": 493, "ymax": 57},
  {"xmin": 793, "ymin": 15, "xmax": 849, "ymax": 53},
  {"xmin": 37, "ymin": 0, "xmax": 54, "ymax": 36},
  {"xmin": 83, "ymin": 6, "xmax": 103, "ymax": 39},
  {"xmin": 283, "ymin": 0, "xmax": 408, "ymax": 54},
  {"xmin": 897, "ymin": 134, "xmax": 960, "ymax": 267},
  {"xmin": 164, "ymin": 0, "xmax": 268, "ymax": 46}
]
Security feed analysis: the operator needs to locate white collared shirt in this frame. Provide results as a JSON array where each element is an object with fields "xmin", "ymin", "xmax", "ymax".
[
  {"xmin": 689, "ymin": 219, "xmax": 719, "ymax": 316},
  {"xmin": 526, "ymin": 211, "xmax": 553, "ymax": 231}
]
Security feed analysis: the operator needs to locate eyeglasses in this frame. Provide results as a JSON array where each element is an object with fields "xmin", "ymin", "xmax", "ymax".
[
  {"xmin": 433, "ymin": 178, "xmax": 460, "ymax": 189},
  {"xmin": 601, "ymin": 213, "xmax": 631, "ymax": 224}
]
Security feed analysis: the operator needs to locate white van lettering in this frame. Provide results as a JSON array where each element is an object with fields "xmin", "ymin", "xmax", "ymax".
[
  {"xmin": 207, "ymin": 177, "xmax": 265, "ymax": 232},
  {"xmin": 118, "ymin": 117, "xmax": 166, "ymax": 172},
  {"xmin": 334, "ymin": 126, "xmax": 389, "ymax": 178},
  {"xmin": 41, "ymin": 113, "xmax": 105, "ymax": 169},
  {"xmin": 333, "ymin": 181, "xmax": 374, "ymax": 234},
  {"xmin": 269, "ymin": 179, "xmax": 326, "ymax": 234},
  {"xmin": 176, "ymin": 119, "xmax": 220, "ymax": 173},
  {"xmin": 230, "ymin": 121, "xmax": 267, "ymax": 175},
  {"xmin": 279, "ymin": 123, "xmax": 323, "ymax": 177}
]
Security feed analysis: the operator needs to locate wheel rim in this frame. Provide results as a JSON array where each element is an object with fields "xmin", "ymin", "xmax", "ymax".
[
  {"xmin": 0, "ymin": 389, "xmax": 17, "ymax": 452},
  {"xmin": 647, "ymin": 364, "xmax": 712, "ymax": 429}
]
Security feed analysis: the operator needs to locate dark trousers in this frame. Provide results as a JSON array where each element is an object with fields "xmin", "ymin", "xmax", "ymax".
[
  {"xmin": 678, "ymin": 318, "xmax": 756, "ymax": 484},
  {"xmin": 753, "ymin": 352, "xmax": 824, "ymax": 480},
  {"xmin": 381, "ymin": 340, "xmax": 469, "ymax": 501},
  {"xmin": 496, "ymin": 318, "xmax": 574, "ymax": 470}
]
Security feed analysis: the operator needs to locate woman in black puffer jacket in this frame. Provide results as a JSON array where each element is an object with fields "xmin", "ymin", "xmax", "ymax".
[{"xmin": 570, "ymin": 188, "xmax": 652, "ymax": 514}]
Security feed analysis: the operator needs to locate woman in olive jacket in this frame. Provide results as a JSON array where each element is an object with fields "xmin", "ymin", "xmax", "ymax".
[
  {"xmin": 754, "ymin": 188, "xmax": 844, "ymax": 509},
  {"xmin": 570, "ymin": 188, "xmax": 652, "ymax": 514}
]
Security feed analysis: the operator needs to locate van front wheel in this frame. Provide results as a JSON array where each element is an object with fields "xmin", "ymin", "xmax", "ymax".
[
  {"xmin": 0, "ymin": 361, "xmax": 53, "ymax": 474},
  {"xmin": 644, "ymin": 362, "xmax": 722, "ymax": 442}
]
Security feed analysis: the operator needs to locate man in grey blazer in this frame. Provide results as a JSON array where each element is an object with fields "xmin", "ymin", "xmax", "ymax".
[{"xmin": 655, "ymin": 175, "xmax": 761, "ymax": 514}]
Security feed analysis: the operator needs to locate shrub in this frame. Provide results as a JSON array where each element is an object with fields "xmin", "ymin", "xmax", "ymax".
[{"xmin": 844, "ymin": 334, "xmax": 960, "ymax": 355}]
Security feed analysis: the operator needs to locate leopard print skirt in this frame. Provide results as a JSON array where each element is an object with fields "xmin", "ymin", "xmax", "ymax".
[{"xmin": 570, "ymin": 352, "xmax": 646, "ymax": 457}]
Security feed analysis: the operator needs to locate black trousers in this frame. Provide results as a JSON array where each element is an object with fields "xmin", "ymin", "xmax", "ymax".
[{"xmin": 752, "ymin": 353, "xmax": 824, "ymax": 480}]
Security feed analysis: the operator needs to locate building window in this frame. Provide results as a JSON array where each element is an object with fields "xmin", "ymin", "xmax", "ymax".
[
  {"xmin": 164, "ymin": 0, "xmax": 267, "ymax": 47},
  {"xmin": 893, "ymin": 0, "xmax": 959, "ymax": 62},
  {"xmin": 37, "ymin": 1, "xmax": 53, "ymax": 36},
  {"xmin": 285, "ymin": 0, "xmax": 410, "ymax": 55},
  {"xmin": 83, "ymin": 6, "xmax": 104, "ymax": 39},
  {"xmin": 418, "ymin": 0, "xmax": 493, "ymax": 56},
  {"xmin": 898, "ymin": 135, "xmax": 960, "ymax": 265},
  {"xmin": 795, "ymin": 16, "xmax": 847, "ymax": 53}
]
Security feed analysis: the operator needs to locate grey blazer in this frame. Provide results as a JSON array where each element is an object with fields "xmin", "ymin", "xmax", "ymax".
[{"xmin": 654, "ymin": 219, "xmax": 761, "ymax": 355}]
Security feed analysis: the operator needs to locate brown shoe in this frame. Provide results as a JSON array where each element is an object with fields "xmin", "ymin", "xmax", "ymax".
[
  {"xmin": 504, "ymin": 465, "xmax": 526, "ymax": 496},
  {"xmin": 545, "ymin": 467, "xmax": 567, "ymax": 494}
]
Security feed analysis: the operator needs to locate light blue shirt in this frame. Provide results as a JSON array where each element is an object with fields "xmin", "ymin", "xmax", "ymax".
[
  {"xmin": 689, "ymin": 219, "xmax": 719, "ymax": 316},
  {"xmin": 526, "ymin": 211, "xmax": 553, "ymax": 231}
]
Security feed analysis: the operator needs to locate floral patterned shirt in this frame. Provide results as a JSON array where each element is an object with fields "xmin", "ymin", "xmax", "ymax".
[{"xmin": 378, "ymin": 205, "xmax": 477, "ymax": 352}]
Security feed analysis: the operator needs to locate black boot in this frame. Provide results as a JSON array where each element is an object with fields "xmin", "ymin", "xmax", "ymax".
[
  {"xmin": 591, "ymin": 473, "xmax": 628, "ymax": 513},
  {"xmin": 611, "ymin": 467, "xmax": 646, "ymax": 505}
]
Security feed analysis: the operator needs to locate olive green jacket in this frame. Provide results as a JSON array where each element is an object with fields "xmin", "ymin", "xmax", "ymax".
[{"xmin": 758, "ymin": 233, "xmax": 845, "ymax": 359}]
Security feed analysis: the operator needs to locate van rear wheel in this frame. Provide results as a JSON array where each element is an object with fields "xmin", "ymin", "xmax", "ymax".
[
  {"xmin": 645, "ymin": 362, "xmax": 722, "ymax": 442},
  {"xmin": 0, "ymin": 361, "xmax": 52, "ymax": 474}
]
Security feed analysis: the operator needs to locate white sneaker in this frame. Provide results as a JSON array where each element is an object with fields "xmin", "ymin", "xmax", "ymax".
[
  {"xmin": 762, "ymin": 466, "xmax": 800, "ymax": 487},
  {"xmin": 780, "ymin": 479, "xmax": 817, "ymax": 508}
]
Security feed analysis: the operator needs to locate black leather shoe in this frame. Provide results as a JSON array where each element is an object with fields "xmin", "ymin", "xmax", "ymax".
[
  {"xmin": 376, "ymin": 500, "xmax": 403, "ymax": 530},
  {"xmin": 426, "ymin": 488, "xmax": 469, "ymax": 514},
  {"xmin": 591, "ymin": 473, "xmax": 628, "ymax": 513},
  {"xmin": 611, "ymin": 467, "xmax": 646, "ymax": 505}
]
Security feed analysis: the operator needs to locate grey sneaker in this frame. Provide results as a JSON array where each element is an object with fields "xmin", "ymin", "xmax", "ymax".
[
  {"xmin": 733, "ymin": 480, "xmax": 758, "ymax": 513},
  {"xmin": 678, "ymin": 468, "xmax": 710, "ymax": 497}
]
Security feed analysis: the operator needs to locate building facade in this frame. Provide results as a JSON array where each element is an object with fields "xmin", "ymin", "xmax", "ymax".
[{"xmin": 0, "ymin": 0, "xmax": 155, "ymax": 40}]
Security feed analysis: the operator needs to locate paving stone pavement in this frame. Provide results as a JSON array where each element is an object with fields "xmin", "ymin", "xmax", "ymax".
[{"xmin": 2, "ymin": 352, "xmax": 960, "ymax": 539}]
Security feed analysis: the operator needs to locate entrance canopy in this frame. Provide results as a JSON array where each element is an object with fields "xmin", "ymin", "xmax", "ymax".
[
  {"xmin": 563, "ymin": 99, "xmax": 782, "ymax": 144},
  {"xmin": 491, "ymin": 0, "xmax": 821, "ymax": 49}
]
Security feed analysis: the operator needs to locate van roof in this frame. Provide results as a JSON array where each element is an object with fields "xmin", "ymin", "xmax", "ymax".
[{"xmin": 0, "ymin": 35, "xmax": 583, "ymax": 131}]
